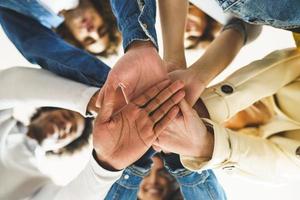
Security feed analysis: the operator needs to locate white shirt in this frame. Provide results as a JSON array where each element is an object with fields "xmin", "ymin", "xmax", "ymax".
[
  {"xmin": 38, "ymin": 0, "xmax": 79, "ymax": 14},
  {"xmin": 0, "ymin": 67, "xmax": 122, "ymax": 200}
]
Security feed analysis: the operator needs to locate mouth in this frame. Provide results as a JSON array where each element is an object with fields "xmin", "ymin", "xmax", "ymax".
[{"xmin": 145, "ymin": 186, "xmax": 164, "ymax": 196}]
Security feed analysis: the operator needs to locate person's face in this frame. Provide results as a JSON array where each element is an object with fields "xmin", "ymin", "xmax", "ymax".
[
  {"xmin": 138, "ymin": 157, "xmax": 173, "ymax": 200},
  {"xmin": 63, "ymin": 0, "xmax": 109, "ymax": 54},
  {"xmin": 185, "ymin": 4, "xmax": 208, "ymax": 48},
  {"xmin": 28, "ymin": 109, "xmax": 85, "ymax": 151}
]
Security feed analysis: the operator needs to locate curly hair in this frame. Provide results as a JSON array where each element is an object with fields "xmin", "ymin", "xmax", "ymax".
[
  {"xmin": 30, "ymin": 107, "xmax": 93, "ymax": 155},
  {"xmin": 56, "ymin": 0, "xmax": 121, "ymax": 57}
]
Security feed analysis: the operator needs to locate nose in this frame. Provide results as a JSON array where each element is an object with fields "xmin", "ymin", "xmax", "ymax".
[{"xmin": 148, "ymin": 172, "xmax": 159, "ymax": 184}]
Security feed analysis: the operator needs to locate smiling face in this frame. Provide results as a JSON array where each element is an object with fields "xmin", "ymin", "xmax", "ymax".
[
  {"xmin": 27, "ymin": 109, "xmax": 85, "ymax": 152},
  {"xmin": 62, "ymin": 0, "xmax": 110, "ymax": 54},
  {"xmin": 137, "ymin": 156, "xmax": 173, "ymax": 200}
]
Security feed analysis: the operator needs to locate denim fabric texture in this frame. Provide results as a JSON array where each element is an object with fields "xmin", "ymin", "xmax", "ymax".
[
  {"xmin": 110, "ymin": 0, "xmax": 158, "ymax": 50},
  {"xmin": 0, "ymin": 0, "xmax": 63, "ymax": 28},
  {"xmin": 104, "ymin": 165, "xmax": 150, "ymax": 200},
  {"xmin": 168, "ymin": 169, "xmax": 227, "ymax": 200},
  {"xmin": 0, "ymin": 7, "xmax": 110, "ymax": 88},
  {"xmin": 215, "ymin": 0, "xmax": 300, "ymax": 30}
]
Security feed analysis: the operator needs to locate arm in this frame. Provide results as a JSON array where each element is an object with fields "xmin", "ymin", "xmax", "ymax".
[
  {"xmin": 168, "ymin": 27, "xmax": 245, "ymax": 105},
  {"xmin": 31, "ymin": 155, "xmax": 123, "ymax": 200},
  {"xmin": 201, "ymin": 48, "xmax": 300, "ymax": 123},
  {"xmin": 181, "ymin": 119, "xmax": 300, "ymax": 183},
  {"xmin": 0, "ymin": 67, "xmax": 98, "ymax": 116},
  {"xmin": 109, "ymin": 0, "xmax": 158, "ymax": 50},
  {"xmin": 0, "ymin": 8, "xmax": 110, "ymax": 88},
  {"xmin": 158, "ymin": 0, "xmax": 188, "ymax": 71}
]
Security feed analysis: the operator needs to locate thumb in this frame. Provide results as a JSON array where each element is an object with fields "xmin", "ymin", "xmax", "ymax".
[
  {"xmin": 97, "ymin": 83, "xmax": 117, "ymax": 123},
  {"xmin": 179, "ymin": 99, "xmax": 193, "ymax": 117}
]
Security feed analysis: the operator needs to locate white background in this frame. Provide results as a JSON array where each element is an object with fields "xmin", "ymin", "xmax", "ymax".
[{"xmin": 1, "ymin": 9, "xmax": 300, "ymax": 200}]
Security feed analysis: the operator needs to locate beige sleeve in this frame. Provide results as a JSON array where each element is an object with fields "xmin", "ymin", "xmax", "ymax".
[
  {"xmin": 181, "ymin": 119, "xmax": 300, "ymax": 183},
  {"xmin": 202, "ymin": 48, "xmax": 300, "ymax": 123}
]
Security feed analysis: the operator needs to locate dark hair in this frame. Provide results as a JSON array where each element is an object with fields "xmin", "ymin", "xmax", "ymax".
[
  {"xmin": 30, "ymin": 107, "xmax": 93, "ymax": 155},
  {"xmin": 185, "ymin": 3, "xmax": 222, "ymax": 50},
  {"xmin": 56, "ymin": 0, "xmax": 121, "ymax": 57}
]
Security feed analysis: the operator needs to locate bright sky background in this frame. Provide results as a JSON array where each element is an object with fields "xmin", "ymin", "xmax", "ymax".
[{"xmin": 0, "ymin": 6, "xmax": 299, "ymax": 200}]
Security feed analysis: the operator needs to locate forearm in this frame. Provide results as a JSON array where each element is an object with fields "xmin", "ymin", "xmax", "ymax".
[
  {"xmin": 0, "ymin": 8, "xmax": 110, "ymax": 87},
  {"xmin": 201, "ymin": 48, "xmax": 300, "ymax": 123},
  {"xmin": 182, "ymin": 121, "xmax": 300, "ymax": 183},
  {"xmin": 158, "ymin": 0, "xmax": 188, "ymax": 70},
  {"xmin": 189, "ymin": 28, "xmax": 244, "ymax": 86},
  {"xmin": 32, "ymin": 156, "xmax": 123, "ymax": 200},
  {"xmin": 0, "ymin": 67, "xmax": 98, "ymax": 116}
]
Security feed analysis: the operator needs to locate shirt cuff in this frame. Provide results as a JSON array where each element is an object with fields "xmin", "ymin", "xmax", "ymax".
[
  {"xmin": 90, "ymin": 154, "xmax": 124, "ymax": 180},
  {"xmin": 75, "ymin": 87, "xmax": 98, "ymax": 117},
  {"xmin": 180, "ymin": 119, "xmax": 231, "ymax": 171}
]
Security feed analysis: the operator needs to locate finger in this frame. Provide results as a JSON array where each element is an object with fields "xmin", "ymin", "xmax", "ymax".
[
  {"xmin": 179, "ymin": 99, "xmax": 193, "ymax": 115},
  {"xmin": 150, "ymin": 90, "xmax": 185, "ymax": 123},
  {"xmin": 132, "ymin": 79, "xmax": 171, "ymax": 107},
  {"xmin": 144, "ymin": 80, "xmax": 184, "ymax": 113},
  {"xmin": 154, "ymin": 105, "xmax": 180, "ymax": 135},
  {"xmin": 97, "ymin": 84, "xmax": 116, "ymax": 122},
  {"xmin": 152, "ymin": 144, "xmax": 162, "ymax": 152}
]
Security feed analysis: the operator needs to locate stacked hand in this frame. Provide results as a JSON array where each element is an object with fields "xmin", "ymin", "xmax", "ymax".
[
  {"xmin": 93, "ymin": 41, "xmax": 214, "ymax": 171},
  {"xmin": 93, "ymin": 80, "xmax": 185, "ymax": 170}
]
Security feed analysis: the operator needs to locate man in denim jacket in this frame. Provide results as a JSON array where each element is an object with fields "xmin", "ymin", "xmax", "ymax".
[{"xmin": 106, "ymin": 153, "xmax": 226, "ymax": 200}]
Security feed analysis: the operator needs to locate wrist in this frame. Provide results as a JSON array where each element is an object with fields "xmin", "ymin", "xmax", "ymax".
[{"xmin": 127, "ymin": 40, "xmax": 156, "ymax": 52}]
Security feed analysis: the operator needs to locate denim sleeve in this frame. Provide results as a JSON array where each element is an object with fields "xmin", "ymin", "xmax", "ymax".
[
  {"xmin": 110, "ymin": 0, "xmax": 158, "ymax": 50},
  {"xmin": 170, "ymin": 169, "xmax": 227, "ymax": 200},
  {"xmin": 0, "ymin": 7, "xmax": 110, "ymax": 88}
]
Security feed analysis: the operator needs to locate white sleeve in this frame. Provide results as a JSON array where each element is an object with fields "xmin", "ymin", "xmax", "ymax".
[
  {"xmin": 0, "ymin": 67, "xmax": 98, "ymax": 116},
  {"xmin": 31, "ymin": 156, "xmax": 123, "ymax": 200}
]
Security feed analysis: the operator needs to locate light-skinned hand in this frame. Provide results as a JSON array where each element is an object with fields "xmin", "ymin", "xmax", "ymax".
[{"xmin": 154, "ymin": 99, "xmax": 214, "ymax": 158}]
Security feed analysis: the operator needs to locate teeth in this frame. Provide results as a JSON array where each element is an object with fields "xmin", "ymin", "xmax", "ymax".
[{"xmin": 148, "ymin": 188, "xmax": 159, "ymax": 194}]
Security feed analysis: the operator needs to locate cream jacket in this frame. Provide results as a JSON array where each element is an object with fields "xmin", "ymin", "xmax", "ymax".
[{"xmin": 180, "ymin": 48, "xmax": 300, "ymax": 183}]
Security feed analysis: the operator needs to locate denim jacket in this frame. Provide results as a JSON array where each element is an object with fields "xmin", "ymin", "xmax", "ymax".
[
  {"xmin": 0, "ymin": 0, "xmax": 63, "ymax": 28},
  {"xmin": 110, "ymin": 0, "xmax": 158, "ymax": 50},
  {"xmin": 0, "ymin": 6, "xmax": 110, "ymax": 88},
  {"xmin": 106, "ymin": 165, "xmax": 227, "ymax": 200},
  {"xmin": 215, "ymin": 0, "xmax": 300, "ymax": 31}
]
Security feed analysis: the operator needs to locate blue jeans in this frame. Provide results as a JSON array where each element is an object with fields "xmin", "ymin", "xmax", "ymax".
[{"xmin": 216, "ymin": 0, "xmax": 300, "ymax": 31}]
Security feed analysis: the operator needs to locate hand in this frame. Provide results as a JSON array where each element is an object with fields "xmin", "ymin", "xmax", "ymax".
[
  {"xmin": 168, "ymin": 68, "xmax": 206, "ymax": 106},
  {"xmin": 97, "ymin": 41, "xmax": 168, "ymax": 122},
  {"xmin": 87, "ymin": 90, "xmax": 100, "ymax": 115},
  {"xmin": 154, "ymin": 99, "xmax": 214, "ymax": 158},
  {"xmin": 93, "ymin": 80, "xmax": 185, "ymax": 170}
]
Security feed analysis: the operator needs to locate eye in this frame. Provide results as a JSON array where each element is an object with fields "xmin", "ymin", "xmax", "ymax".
[
  {"xmin": 97, "ymin": 25, "xmax": 108, "ymax": 37},
  {"xmin": 83, "ymin": 37, "xmax": 96, "ymax": 46}
]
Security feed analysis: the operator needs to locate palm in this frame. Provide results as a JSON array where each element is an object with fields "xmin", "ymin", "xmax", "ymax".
[
  {"xmin": 94, "ymin": 104, "xmax": 155, "ymax": 169},
  {"xmin": 98, "ymin": 45, "xmax": 168, "ymax": 122},
  {"xmin": 93, "ymin": 80, "xmax": 186, "ymax": 170}
]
